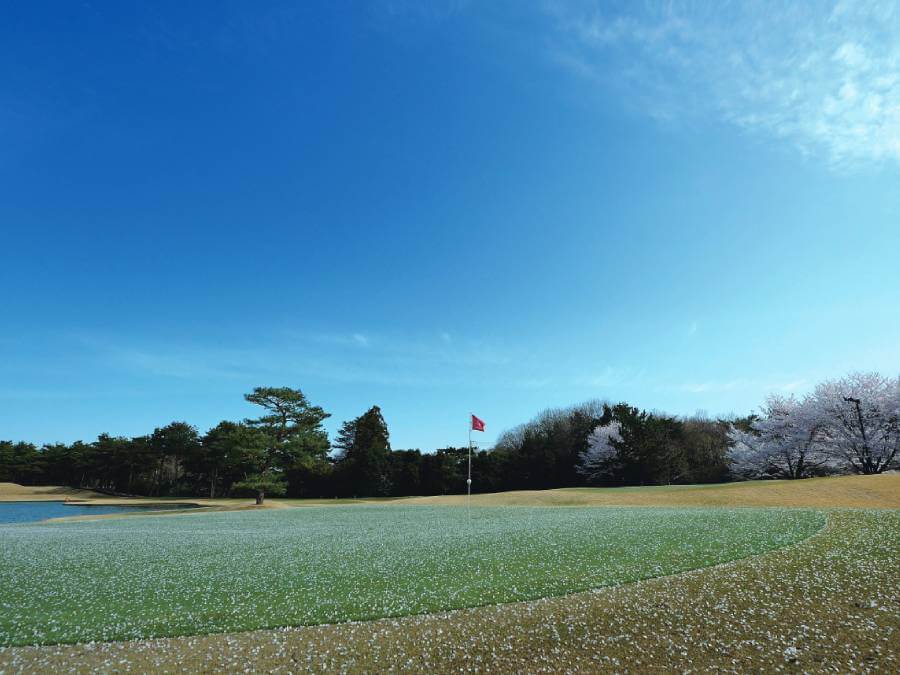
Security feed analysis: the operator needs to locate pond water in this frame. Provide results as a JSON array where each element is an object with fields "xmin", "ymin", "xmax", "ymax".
[{"xmin": 0, "ymin": 501, "xmax": 198, "ymax": 525}]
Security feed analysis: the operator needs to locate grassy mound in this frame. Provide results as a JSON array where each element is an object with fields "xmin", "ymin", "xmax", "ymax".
[
  {"xmin": 0, "ymin": 483, "xmax": 104, "ymax": 502},
  {"xmin": 0, "ymin": 506, "xmax": 823, "ymax": 646},
  {"xmin": 406, "ymin": 473, "xmax": 900, "ymax": 509}
]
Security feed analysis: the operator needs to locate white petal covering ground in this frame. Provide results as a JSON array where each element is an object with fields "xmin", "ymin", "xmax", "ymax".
[{"xmin": 0, "ymin": 506, "xmax": 823, "ymax": 646}]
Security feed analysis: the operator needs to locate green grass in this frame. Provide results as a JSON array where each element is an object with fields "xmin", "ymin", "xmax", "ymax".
[{"xmin": 0, "ymin": 505, "xmax": 824, "ymax": 646}]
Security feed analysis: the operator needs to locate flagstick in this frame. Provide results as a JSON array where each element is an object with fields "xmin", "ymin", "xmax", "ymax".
[{"xmin": 467, "ymin": 415, "xmax": 472, "ymax": 522}]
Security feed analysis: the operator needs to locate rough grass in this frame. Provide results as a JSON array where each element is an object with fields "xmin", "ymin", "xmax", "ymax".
[{"xmin": 0, "ymin": 506, "xmax": 822, "ymax": 646}]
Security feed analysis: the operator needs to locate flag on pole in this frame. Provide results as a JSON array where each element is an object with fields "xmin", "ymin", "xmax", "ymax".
[{"xmin": 471, "ymin": 414, "xmax": 485, "ymax": 432}]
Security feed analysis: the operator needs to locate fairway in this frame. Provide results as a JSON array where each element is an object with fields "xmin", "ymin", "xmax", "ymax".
[{"xmin": 0, "ymin": 505, "xmax": 823, "ymax": 646}]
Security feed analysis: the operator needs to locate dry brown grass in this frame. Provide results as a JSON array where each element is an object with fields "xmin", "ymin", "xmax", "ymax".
[
  {"xmin": 404, "ymin": 473, "xmax": 900, "ymax": 509},
  {"xmin": 0, "ymin": 483, "xmax": 105, "ymax": 502}
]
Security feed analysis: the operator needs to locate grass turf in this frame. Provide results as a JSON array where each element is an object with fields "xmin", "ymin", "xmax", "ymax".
[
  {"xmin": 1, "ymin": 475, "xmax": 897, "ymax": 672},
  {"xmin": 0, "ymin": 505, "xmax": 824, "ymax": 646},
  {"xmin": 2, "ymin": 509, "xmax": 896, "ymax": 673}
]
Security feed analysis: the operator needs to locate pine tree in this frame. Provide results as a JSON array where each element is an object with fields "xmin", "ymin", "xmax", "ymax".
[{"xmin": 240, "ymin": 386, "xmax": 331, "ymax": 503}]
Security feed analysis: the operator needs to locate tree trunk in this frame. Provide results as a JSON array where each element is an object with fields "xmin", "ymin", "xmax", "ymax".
[{"xmin": 256, "ymin": 490, "xmax": 264, "ymax": 505}]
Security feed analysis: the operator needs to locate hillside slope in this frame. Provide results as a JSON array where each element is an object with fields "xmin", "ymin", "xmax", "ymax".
[
  {"xmin": 405, "ymin": 473, "xmax": 900, "ymax": 509},
  {"xmin": 0, "ymin": 483, "xmax": 107, "ymax": 502}
]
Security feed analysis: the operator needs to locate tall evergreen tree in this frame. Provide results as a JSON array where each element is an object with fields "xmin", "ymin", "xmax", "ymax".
[
  {"xmin": 148, "ymin": 423, "xmax": 201, "ymax": 496},
  {"xmin": 333, "ymin": 405, "xmax": 392, "ymax": 497}
]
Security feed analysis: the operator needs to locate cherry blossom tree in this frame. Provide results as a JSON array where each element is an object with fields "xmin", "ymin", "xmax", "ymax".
[
  {"xmin": 807, "ymin": 372, "xmax": 900, "ymax": 475},
  {"xmin": 576, "ymin": 421, "xmax": 622, "ymax": 483},
  {"xmin": 726, "ymin": 426, "xmax": 773, "ymax": 479},
  {"xmin": 727, "ymin": 395, "xmax": 831, "ymax": 479},
  {"xmin": 730, "ymin": 373, "xmax": 900, "ymax": 479}
]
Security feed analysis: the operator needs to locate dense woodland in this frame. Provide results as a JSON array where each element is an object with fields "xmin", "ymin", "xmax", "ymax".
[{"xmin": 2, "ymin": 373, "xmax": 897, "ymax": 501}]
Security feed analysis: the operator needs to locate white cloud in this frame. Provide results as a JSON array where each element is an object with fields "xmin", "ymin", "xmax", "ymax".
[
  {"xmin": 546, "ymin": 0, "xmax": 900, "ymax": 169},
  {"xmin": 833, "ymin": 42, "xmax": 869, "ymax": 69}
]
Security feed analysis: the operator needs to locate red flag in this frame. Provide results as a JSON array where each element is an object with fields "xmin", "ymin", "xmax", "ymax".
[{"xmin": 471, "ymin": 414, "xmax": 485, "ymax": 432}]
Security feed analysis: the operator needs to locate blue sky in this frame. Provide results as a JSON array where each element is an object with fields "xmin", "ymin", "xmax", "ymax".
[{"xmin": 2, "ymin": 1, "xmax": 899, "ymax": 450}]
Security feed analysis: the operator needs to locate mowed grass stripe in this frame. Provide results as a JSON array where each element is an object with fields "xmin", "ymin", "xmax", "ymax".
[{"xmin": 0, "ymin": 506, "xmax": 823, "ymax": 646}]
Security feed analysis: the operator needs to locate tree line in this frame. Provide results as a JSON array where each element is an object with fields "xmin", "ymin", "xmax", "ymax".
[
  {"xmin": 2, "ymin": 373, "xmax": 897, "ymax": 501},
  {"xmin": 0, "ymin": 387, "xmax": 484, "ymax": 502},
  {"xmin": 578, "ymin": 372, "xmax": 898, "ymax": 484}
]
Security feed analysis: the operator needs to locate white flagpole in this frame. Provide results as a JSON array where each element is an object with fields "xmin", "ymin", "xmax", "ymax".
[{"xmin": 467, "ymin": 414, "xmax": 473, "ymax": 521}]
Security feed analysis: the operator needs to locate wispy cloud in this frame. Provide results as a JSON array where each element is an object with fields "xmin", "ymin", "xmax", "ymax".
[
  {"xmin": 80, "ymin": 331, "xmax": 523, "ymax": 389},
  {"xmin": 773, "ymin": 379, "xmax": 808, "ymax": 393},
  {"xmin": 310, "ymin": 333, "xmax": 371, "ymax": 348},
  {"xmin": 678, "ymin": 379, "xmax": 748, "ymax": 394},
  {"xmin": 100, "ymin": 344, "xmax": 256, "ymax": 380},
  {"xmin": 0, "ymin": 389, "xmax": 119, "ymax": 401},
  {"xmin": 79, "ymin": 330, "xmax": 651, "ymax": 396},
  {"xmin": 676, "ymin": 377, "xmax": 808, "ymax": 395},
  {"xmin": 571, "ymin": 366, "xmax": 644, "ymax": 389},
  {"xmin": 546, "ymin": 0, "xmax": 900, "ymax": 169},
  {"xmin": 77, "ymin": 331, "xmax": 817, "ymax": 409}
]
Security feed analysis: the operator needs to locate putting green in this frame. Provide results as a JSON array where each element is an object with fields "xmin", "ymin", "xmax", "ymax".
[{"xmin": 0, "ymin": 505, "xmax": 824, "ymax": 646}]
